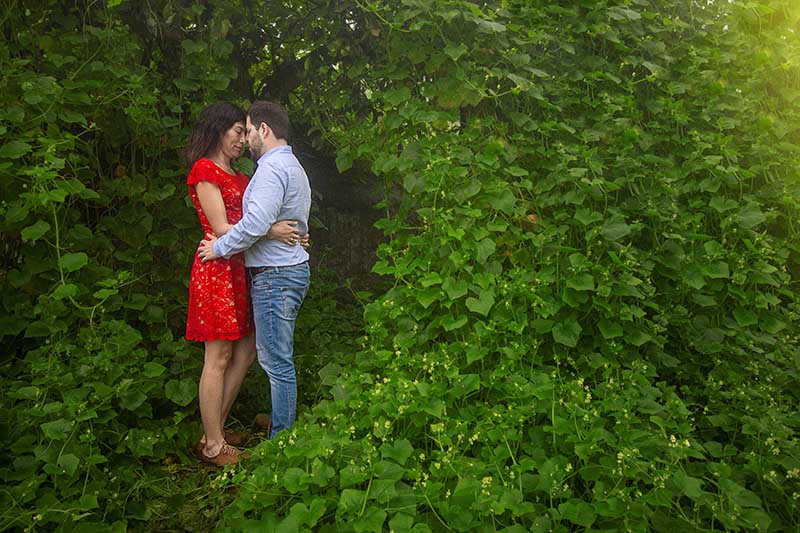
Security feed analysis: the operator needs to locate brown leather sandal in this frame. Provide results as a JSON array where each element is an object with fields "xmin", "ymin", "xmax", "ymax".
[
  {"xmin": 198, "ymin": 443, "xmax": 245, "ymax": 466},
  {"xmin": 194, "ymin": 429, "xmax": 247, "ymax": 456}
]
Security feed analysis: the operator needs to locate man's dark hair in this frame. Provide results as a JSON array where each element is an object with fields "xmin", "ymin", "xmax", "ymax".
[
  {"xmin": 184, "ymin": 101, "xmax": 245, "ymax": 166},
  {"xmin": 248, "ymin": 101, "xmax": 290, "ymax": 141}
]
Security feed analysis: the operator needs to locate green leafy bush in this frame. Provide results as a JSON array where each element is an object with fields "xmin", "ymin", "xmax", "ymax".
[
  {"xmin": 222, "ymin": 0, "xmax": 800, "ymax": 531},
  {"xmin": 2, "ymin": 0, "xmax": 799, "ymax": 531},
  {"xmin": 0, "ymin": 3, "xmax": 241, "ymax": 529}
]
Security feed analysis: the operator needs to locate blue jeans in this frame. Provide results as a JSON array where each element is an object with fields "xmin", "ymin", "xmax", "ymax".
[{"xmin": 249, "ymin": 262, "xmax": 310, "ymax": 438}]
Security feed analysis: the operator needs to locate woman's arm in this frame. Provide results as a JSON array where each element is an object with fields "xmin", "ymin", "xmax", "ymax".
[
  {"xmin": 266, "ymin": 220, "xmax": 310, "ymax": 249},
  {"xmin": 196, "ymin": 181, "xmax": 232, "ymax": 236}
]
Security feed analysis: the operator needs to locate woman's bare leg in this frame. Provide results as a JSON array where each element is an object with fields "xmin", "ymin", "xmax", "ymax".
[
  {"xmin": 220, "ymin": 335, "xmax": 256, "ymax": 424},
  {"xmin": 199, "ymin": 339, "xmax": 233, "ymax": 456}
]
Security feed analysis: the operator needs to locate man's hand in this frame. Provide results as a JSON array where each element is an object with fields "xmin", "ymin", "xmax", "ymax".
[{"xmin": 198, "ymin": 234, "xmax": 219, "ymax": 262}]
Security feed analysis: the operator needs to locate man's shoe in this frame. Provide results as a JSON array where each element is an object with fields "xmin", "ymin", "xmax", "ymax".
[
  {"xmin": 198, "ymin": 443, "xmax": 244, "ymax": 466},
  {"xmin": 254, "ymin": 413, "xmax": 272, "ymax": 434},
  {"xmin": 223, "ymin": 429, "xmax": 246, "ymax": 446}
]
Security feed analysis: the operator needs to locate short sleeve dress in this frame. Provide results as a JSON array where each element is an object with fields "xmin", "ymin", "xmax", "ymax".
[{"xmin": 185, "ymin": 158, "xmax": 254, "ymax": 342}]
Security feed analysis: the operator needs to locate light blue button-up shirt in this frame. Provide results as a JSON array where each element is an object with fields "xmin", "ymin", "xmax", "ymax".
[{"xmin": 213, "ymin": 145, "xmax": 311, "ymax": 267}]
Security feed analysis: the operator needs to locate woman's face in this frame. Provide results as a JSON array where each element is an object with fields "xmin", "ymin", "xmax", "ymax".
[{"xmin": 217, "ymin": 121, "xmax": 246, "ymax": 161}]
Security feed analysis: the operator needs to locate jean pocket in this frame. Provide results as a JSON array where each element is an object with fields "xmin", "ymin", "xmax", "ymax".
[{"xmin": 250, "ymin": 271, "xmax": 272, "ymax": 289}]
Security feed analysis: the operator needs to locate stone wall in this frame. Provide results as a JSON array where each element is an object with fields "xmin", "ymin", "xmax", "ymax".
[{"xmin": 295, "ymin": 145, "xmax": 386, "ymax": 289}]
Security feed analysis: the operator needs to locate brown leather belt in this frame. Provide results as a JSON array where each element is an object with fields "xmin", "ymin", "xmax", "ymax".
[{"xmin": 247, "ymin": 261, "xmax": 308, "ymax": 277}]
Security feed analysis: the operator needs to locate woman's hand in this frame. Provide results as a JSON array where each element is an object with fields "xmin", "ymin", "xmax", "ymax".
[{"xmin": 267, "ymin": 220, "xmax": 310, "ymax": 249}]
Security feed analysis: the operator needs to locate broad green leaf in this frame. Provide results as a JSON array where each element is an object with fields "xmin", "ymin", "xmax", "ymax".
[
  {"xmin": 575, "ymin": 209, "xmax": 603, "ymax": 225},
  {"xmin": 420, "ymin": 272, "xmax": 442, "ymax": 287},
  {"xmin": 335, "ymin": 151, "xmax": 352, "ymax": 172},
  {"xmin": 120, "ymin": 389, "xmax": 147, "ymax": 411},
  {"xmin": 736, "ymin": 204, "xmax": 766, "ymax": 228},
  {"xmin": 609, "ymin": 6, "xmax": 641, "ymax": 20},
  {"xmin": 691, "ymin": 293, "xmax": 716, "ymax": 307},
  {"xmin": 552, "ymin": 319, "xmax": 582, "ymax": 347},
  {"xmin": 490, "ymin": 189, "xmax": 517, "ymax": 214},
  {"xmin": 340, "ymin": 464, "xmax": 369, "ymax": 488},
  {"xmin": 58, "ymin": 454, "xmax": 80, "ymax": 476},
  {"xmin": 626, "ymin": 328, "xmax": 652, "ymax": 347},
  {"xmin": 443, "ymin": 278, "xmax": 468, "ymax": 300},
  {"xmin": 389, "ymin": 513, "xmax": 415, "ymax": 531},
  {"xmin": 283, "ymin": 467, "xmax": 312, "ymax": 493},
  {"xmin": 25, "ymin": 321, "xmax": 52, "ymax": 337},
  {"xmin": 598, "ymin": 319, "xmax": 622, "ymax": 339},
  {"xmin": 402, "ymin": 173, "xmax": 425, "ymax": 193},
  {"xmin": 385, "ymin": 87, "xmax": 411, "ymax": 106},
  {"xmin": 566, "ymin": 274, "xmax": 594, "ymax": 291},
  {"xmin": 124, "ymin": 293, "xmax": 148, "ymax": 310},
  {"xmin": 601, "ymin": 217, "xmax": 631, "ymax": 241},
  {"xmin": 709, "ymin": 196, "xmax": 737, "ymax": 213},
  {"xmin": 444, "ymin": 43, "xmax": 467, "ymax": 60},
  {"xmin": 59, "ymin": 252, "xmax": 88, "ymax": 273},
  {"xmin": 21, "ymin": 220, "xmax": 51, "ymax": 241},
  {"xmin": 476, "ymin": 238, "xmax": 495, "ymax": 264},
  {"xmin": 380, "ymin": 439, "xmax": 413, "ymax": 465},
  {"xmin": 441, "ymin": 314, "xmax": 468, "ymax": 331},
  {"xmin": 506, "ymin": 166, "xmax": 528, "ymax": 177},
  {"xmin": 416, "ymin": 286, "xmax": 439, "ymax": 308},
  {"xmin": 673, "ymin": 471, "xmax": 704, "ymax": 500},
  {"xmin": 466, "ymin": 344, "xmax": 489, "ymax": 364},
  {"xmin": 52, "ymin": 283, "xmax": 79, "ymax": 301},
  {"xmin": 507, "ymin": 73, "xmax": 533, "ymax": 89},
  {"xmin": 79, "ymin": 494, "xmax": 99, "ymax": 510},
  {"xmin": 165, "ymin": 379, "xmax": 196, "ymax": 406},
  {"xmin": 466, "ymin": 290, "xmax": 495, "ymax": 316},
  {"xmin": 338, "ymin": 489, "xmax": 364, "ymax": 514},
  {"xmin": 142, "ymin": 362, "xmax": 166, "ymax": 378},
  {"xmin": 353, "ymin": 507, "xmax": 386, "ymax": 532},
  {"xmin": 487, "ymin": 219, "xmax": 508, "ymax": 232},
  {"xmin": 740, "ymin": 509, "xmax": 772, "ymax": 532},
  {"xmin": 59, "ymin": 110, "xmax": 87, "ymax": 124},
  {"xmin": 558, "ymin": 499, "xmax": 596, "ymax": 527},
  {"xmin": 454, "ymin": 180, "xmax": 481, "ymax": 202},
  {"xmin": 702, "ymin": 261, "xmax": 729, "ymax": 279},
  {"xmin": 760, "ymin": 314, "xmax": 786, "ymax": 334},
  {"xmin": 733, "ymin": 307, "xmax": 758, "ymax": 327},
  {"xmin": 41, "ymin": 419, "xmax": 72, "ymax": 440},
  {"xmin": 0, "ymin": 140, "xmax": 32, "ymax": 159},
  {"xmin": 126, "ymin": 429, "xmax": 156, "ymax": 457},
  {"xmin": 93, "ymin": 288, "xmax": 118, "ymax": 299},
  {"xmin": 475, "ymin": 18, "xmax": 506, "ymax": 33}
]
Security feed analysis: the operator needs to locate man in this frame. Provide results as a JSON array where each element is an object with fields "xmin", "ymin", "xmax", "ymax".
[{"xmin": 198, "ymin": 101, "xmax": 311, "ymax": 439}]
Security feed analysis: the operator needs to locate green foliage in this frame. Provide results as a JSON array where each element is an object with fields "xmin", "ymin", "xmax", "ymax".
[
  {"xmin": 2, "ymin": 0, "xmax": 800, "ymax": 531},
  {"xmin": 0, "ymin": 321, "xmax": 202, "ymax": 529},
  {"xmin": 0, "ymin": 2, "xmax": 248, "ymax": 529},
  {"xmin": 222, "ymin": 0, "xmax": 800, "ymax": 531}
]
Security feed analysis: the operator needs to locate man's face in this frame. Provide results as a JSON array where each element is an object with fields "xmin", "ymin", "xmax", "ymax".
[{"xmin": 245, "ymin": 116, "xmax": 263, "ymax": 162}]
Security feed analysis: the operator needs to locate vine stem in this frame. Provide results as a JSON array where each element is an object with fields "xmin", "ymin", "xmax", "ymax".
[{"xmin": 423, "ymin": 492, "xmax": 453, "ymax": 531}]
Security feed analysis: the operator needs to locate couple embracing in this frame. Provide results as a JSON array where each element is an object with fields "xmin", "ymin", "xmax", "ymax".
[{"xmin": 184, "ymin": 101, "xmax": 311, "ymax": 466}]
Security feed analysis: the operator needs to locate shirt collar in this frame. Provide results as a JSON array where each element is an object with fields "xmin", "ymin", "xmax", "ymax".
[{"xmin": 256, "ymin": 144, "xmax": 291, "ymax": 165}]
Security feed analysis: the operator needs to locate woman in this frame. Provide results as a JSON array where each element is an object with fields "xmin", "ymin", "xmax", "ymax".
[{"xmin": 184, "ymin": 102, "xmax": 304, "ymax": 466}]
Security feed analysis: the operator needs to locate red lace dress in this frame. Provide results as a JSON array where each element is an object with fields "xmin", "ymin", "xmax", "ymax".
[{"xmin": 185, "ymin": 158, "xmax": 254, "ymax": 342}]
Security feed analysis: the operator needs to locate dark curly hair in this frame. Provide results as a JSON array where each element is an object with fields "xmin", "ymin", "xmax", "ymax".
[{"xmin": 184, "ymin": 101, "xmax": 246, "ymax": 166}]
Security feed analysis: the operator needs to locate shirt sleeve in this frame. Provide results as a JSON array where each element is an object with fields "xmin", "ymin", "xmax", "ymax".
[{"xmin": 213, "ymin": 163, "xmax": 285, "ymax": 259}]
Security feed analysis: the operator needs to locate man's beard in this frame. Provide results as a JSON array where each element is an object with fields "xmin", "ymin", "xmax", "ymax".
[{"xmin": 249, "ymin": 139, "xmax": 263, "ymax": 162}]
